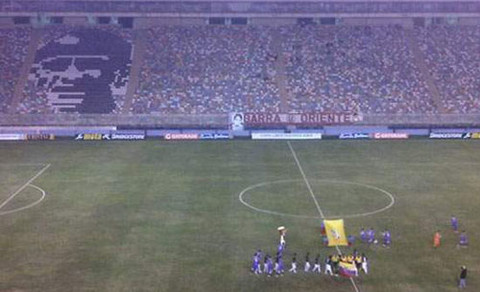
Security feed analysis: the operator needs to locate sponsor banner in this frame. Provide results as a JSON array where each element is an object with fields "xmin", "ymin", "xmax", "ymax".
[
  {"xmin": 372, "ymin": 133, "xmax": 409, "ymax": 139},
  {"xmin": 111, "ymin": 134, "xmax": 145, "ymax": 140},
  {"xmin": 244, "ymin": 112, "xmax": 355, "ymax": 126},
  {"xmin": 251, "ymin": 133, "xmax": 322, "ymax": 140},
  {"xmin": 339, "ymin": 133, "xmax": 370, "ymax": 140},
  {"xmin": 75, "ymin": 134, "xmax": 110, "ymax": 140},
  {"xmin": 164, "ymin": 133, "xmax": 199, "ymax": 140},
  {"xmin": 472, "ymin": 133, "xmax": 480, "ymax": 139},
  {"xmin": 26, "ymin": 134, "xmax": 55, "ymax": 140},
  {"xmin": 199, "ymin": 133, "xmax": 230, "ymax": 140},
  {"xmin": 0, "ymin": 134, "xmax": 25, "ymax": 141},
  {"xmin": 229, "ymin": 112, "xmax": 245, "ymax": 131},
  {"xmin": 429, "ymin": 133, "xmax": 470, "ymax": 139}
]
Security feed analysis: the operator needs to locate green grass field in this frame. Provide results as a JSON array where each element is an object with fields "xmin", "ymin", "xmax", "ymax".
[{"xmin": 0, "ymin": 140, "xmax": 479, "ymax": 292}]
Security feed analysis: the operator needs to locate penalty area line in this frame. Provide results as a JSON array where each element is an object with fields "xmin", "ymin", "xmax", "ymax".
[
  {"xmin": 0, "ymin": 163, "xmax": 51, "ymax": 211},
  {"xmin": 287, "ymin": 141, "xmax": 360, "ymax": 292}
]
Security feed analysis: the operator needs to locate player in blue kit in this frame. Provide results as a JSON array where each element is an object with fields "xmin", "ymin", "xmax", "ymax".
[
  {"xmin": 451, "ymin": 215, "xmax": 458, "ymax": 232},
  {"xmin": 252, "ymin": 251, "xmax": 261, "ymax": 274},
  {"xmin": 367, "ymin": 227, "xmax": 375, "ymax": 244},
  {"xmin": 274, "ymin": 253, "xmax": 284, "ymax": 276},
  {"xmin": 266, "ymin": 255, "xmax": 274, "ymax": 276},
  {"xmin": 277, "ymin": 242, "xmax": 284, "ymax": 255},
  {"xmin": 263, "ymin": 254, "xmax": 269, "ymax": 274},
  {"xmin": 360, "ymin": 228, "xmax": 367, "ymax": 243},
  {"xmin": 383, "ymin": 229, "xmax": 391, "ymax": 247},
  {"xmin": 458, "ymin": 231, "xmax": 468, "ymax": 248}
]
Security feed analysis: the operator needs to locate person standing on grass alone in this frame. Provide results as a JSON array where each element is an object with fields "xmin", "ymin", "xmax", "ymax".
[
  {"xmin": 459, "ymin": 266, "xmax": 467, "ymax": 289},
  {"xmin": 433, "ymin": 230, "xmax": 441, "ymax": 248}
]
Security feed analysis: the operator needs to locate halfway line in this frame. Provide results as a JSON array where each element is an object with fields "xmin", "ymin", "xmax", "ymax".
[
  {"xmin": 287, "ymin": 141, "xmax": 360, "ymax": 292},
  {"xmin": 287, "ymin": 141, "xmax": 325, "ymax": 218}
]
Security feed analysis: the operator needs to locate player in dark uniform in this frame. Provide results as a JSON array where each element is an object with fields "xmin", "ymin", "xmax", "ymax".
[
  {"xmin": 288, "ymin": 253, "xmax": 297, "ymax": 273},
  {"xmin": 304, "ymin": 252, "xmax": 311, "ymax": 272},
  {"xmin": 312, "ymin": 254, "xmax": 321, "ymax": 273}
]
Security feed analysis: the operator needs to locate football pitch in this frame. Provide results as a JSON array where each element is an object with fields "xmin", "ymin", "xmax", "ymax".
[{"xmin": 0, "ymin": 140, "xmax": 479, "ymax": 292}]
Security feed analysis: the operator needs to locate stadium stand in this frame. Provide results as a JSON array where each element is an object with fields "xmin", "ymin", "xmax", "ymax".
[
  {"xmin": 0, "ymin": 27, "xmax": 31, "ymax": 113},
  {"xmin": 131, "ymin": 25, "xmax": 281, "ymax": 114},
  {"xmin": 281, "ymin": 25, "xmax": 436, "ymax": 114},
  {"xmin": 18, "ymin": 25, "xmax": 133, "ymax": 114},
  {"xmin": 2, "ymin": 24, "xmax": 480, "ymax": 116},
  {"xmin": 415, "ymin": 26, "xmax": 480, "ymax": 114},
  {"xmin": 132, "ymin": 24, "xmax": 439, "ymax": 114}
]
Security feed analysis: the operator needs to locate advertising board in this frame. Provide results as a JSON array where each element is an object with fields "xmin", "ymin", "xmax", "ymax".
[
  {"xmin": 111, "ymin": 134, "xmax": 145, "ymax": 140},
  {"xmin": 429, "ymin": 133, "xmax": 470, "ymax": 139},
  {"xmin": 164, "ymin": 133, "xmax": 199, "ymax": 140},
  {"xmin": 199, "ymin": 133, "xmax": 230, "ymax": 140},
  {"xmin": 0, "ymin": 134, "xmax": 25, "ymax": 141},
  {"xmin": 339, "ymin": 133, "xmax": 370, "ymax": 139},
  {"xmin": 251, "ymin": 133, "xmax": 322, "ymax": 140},
  {"xmin": 372, "ymin": 133, "xmax": 409, "ymax": 139},
  {"xmin": 26, "ymin": 134, "xmax": 55, "ymax": 140},
  {"xmin": 75, "ymin": 134, "xmax": 109, "ymax": 140}
]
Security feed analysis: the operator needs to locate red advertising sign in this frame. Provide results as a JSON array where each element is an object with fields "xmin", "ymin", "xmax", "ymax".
[{"xmin": 243, "ymin": 112, "xmax": 355, "ymax": 126}]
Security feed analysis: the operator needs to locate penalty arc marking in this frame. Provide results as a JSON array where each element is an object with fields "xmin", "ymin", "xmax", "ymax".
[
  {"xmin": 0, "ymin": 184, "xmax": 46, "ymax": 216},
  {"xmin": 0, "ymin": 163, "xmax": 50, "ymax": 216}
]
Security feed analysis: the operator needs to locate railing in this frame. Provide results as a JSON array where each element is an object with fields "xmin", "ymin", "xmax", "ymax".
[{"xmin": 0, "ymin": 113, "xmax": 479, "ymax": 127}]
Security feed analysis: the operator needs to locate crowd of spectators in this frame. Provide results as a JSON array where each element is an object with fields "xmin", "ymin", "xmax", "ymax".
[
  {"xmin": 0, "ymin": 27, "xmax": 31, "ymax": 113},
  {"xmin": 132, "ymin": 25, "xmax": 280, "ymax": 114},
  {"xmin": 133, "ymin": 24, "xmax": 441, "ymax": 115},
  {"xmin": 4, "ymin": 24, "xmax": 480, "ymax": 116},
  {"xmin": 281, "ymin": 25, "xmax": 436, "ymax": 114},
  {"xmin": 416, "ymin": 26, "xmax": 480, "ymax": 113}
]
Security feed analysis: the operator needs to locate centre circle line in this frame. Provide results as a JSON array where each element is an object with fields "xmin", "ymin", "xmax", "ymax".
[{"xmin": 238, "ymin": 179, "xmax": 395, "ymax": 219}]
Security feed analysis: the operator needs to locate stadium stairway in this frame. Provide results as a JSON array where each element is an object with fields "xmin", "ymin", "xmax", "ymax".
[
  {"xmin": 9, "ymin": 28, "xmax": 42, "ymax": 114},
  {"xmin": 271, "ymin": 30, "xmax": 289, "ymax": 112},
  {"xmin": 122, "ymin": 30, "xmax": 147, "ymax": 114},
  {"xmin": 405, "ymin": 29, "xmax": 446, "ymax": 113}
]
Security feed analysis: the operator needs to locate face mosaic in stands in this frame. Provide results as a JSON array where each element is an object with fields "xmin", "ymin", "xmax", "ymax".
[{"xmin": 29, "ymin": 29, "xmax": 132, "ymax": 113}]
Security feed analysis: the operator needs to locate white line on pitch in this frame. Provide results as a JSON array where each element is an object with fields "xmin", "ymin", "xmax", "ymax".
[
  {"xmin": 0, "ymin": 163, "xmax": 51, "ymax": 210},
  {"xmin": 287, "ymin": 141, "xmax": 360, "ymax": 292},
  {"xmin": 0, "ymin": 184, "xmax": 46, "ymax": 216},
  {"xmin": 287, "ymin": 141, "xmax": 325, "ymax": 218}
]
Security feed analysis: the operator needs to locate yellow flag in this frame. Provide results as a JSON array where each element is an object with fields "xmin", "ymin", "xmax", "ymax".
[{"xmin": 324, "ymin": 219, "xmax": 348, "ymax": 246}]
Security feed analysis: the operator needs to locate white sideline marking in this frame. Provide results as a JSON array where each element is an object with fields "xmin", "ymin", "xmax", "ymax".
[
  {"xmin": 287, "ymin": 141, "xmax": 360, "ymax": 292},
  {"xmin": 0, "ymin": 164, "xmax": 50, "ymax": 211}
]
